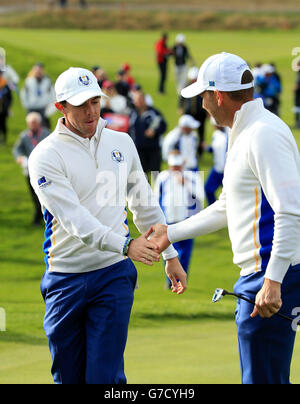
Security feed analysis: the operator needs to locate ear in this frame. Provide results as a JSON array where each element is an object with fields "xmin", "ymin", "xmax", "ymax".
[
  {"xmin": 55, "ymin": 102, "xmax": 64, "ymax": 113},
  {"xmin": 215, "ymin": 90, "xmax": 224, "ymax": 107}
]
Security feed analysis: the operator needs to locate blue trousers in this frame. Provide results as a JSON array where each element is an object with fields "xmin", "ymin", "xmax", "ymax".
[
  {"xmin": 233, "ymin": 264, "xmax": 300, "ymax": 384},
  {"xmin": 205, "ymin": 168, "xmax": 224, "ymax": 205},
  {"xmin": 40, "ymin": 258, "xmax": 137, "ymax": 384}
]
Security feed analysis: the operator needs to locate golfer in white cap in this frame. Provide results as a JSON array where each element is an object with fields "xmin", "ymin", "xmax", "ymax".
[
  {"xmin": 150, "ymin": 52, "xmax": 300, "ymax": 384},
  {"xmin": 28, "ymin": 67, "xmax": 186, "ymax": 384},
  {"xmin": 162, "ymin": 114, "xmax": 200, "ymax": 171},
  {"xmin": 154, "ymin": 150, "xmax": 204, "ymax": 288}
]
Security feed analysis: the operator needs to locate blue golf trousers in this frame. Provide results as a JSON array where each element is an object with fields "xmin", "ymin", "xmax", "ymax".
[
  {"xmin": 173, "ymin": 239, "xmax": 194, "ymax": 274},
  {"xmin": 204, "ymin": 168, "xmax": 224, "ymax": 206},
  {"xmin": 40, "ymin": 258, "xmax": 137, "ymax": 384},
  {"xmin": 233, "ymin": 264, "xmax": 300, "ymax": 384}
]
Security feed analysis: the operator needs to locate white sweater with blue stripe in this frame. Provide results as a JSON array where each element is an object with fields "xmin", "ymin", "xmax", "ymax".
[
  {"xmin": 167, "ymin": 99, "xmax": 300, "ymax": 283},
  {"xmin": 28, "ymin": 118, "xmax": 177, "ymax": 273}
]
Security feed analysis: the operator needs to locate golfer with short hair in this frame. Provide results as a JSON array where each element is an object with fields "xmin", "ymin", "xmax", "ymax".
[
  {"xmin": 28, "ymin": 67, "xmax": 186, "ymax": 384},
  {"xmin": 151, "ymin": 52, "xmax": 300, "ymax": 384}
]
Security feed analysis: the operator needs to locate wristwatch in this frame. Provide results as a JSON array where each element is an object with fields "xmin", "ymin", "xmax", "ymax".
[{"xmin": 123, "ymin": 237, "xmax": 134, "ymax": 256}]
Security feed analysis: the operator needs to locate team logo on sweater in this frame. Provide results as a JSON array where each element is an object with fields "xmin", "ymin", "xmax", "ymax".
[
  {"xmin": 78, "ymin": 75, "xmax": 91, "ymax": 86},
  {"xmin": 38, "ymin": 176, "xmax": 52, "ymax": 189},
  {"xmin": 111, "ymin": 150, "xmax": 124, "ymax": 163}
]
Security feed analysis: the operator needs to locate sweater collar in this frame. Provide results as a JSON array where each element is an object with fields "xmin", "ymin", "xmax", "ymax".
[{"xmin": 228, "ymin": 98, "xmax": 264, "ymax": 151}]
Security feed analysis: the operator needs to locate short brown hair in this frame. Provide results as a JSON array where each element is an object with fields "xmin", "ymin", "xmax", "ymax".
[{"xmin": 226, "ymin": 70, "xmax": 254, "ymax": 102}]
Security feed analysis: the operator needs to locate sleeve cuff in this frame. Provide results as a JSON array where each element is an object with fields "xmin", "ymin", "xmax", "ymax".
[
  {"xmin": 167, "ymin": 223, "xmax": 180, "ymax": 244},
  {"xmin": 101, "ymin": 231, "xmax": 127, "ymax": 255},
  {"xmin": 162, "ymin": 244, "xmax": 178, "ymax": 260},
  {"xmin": 264, "ymin": 255, "xmax": 291, "ymax": 284}
]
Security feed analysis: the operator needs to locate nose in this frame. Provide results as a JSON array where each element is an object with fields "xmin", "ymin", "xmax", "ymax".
[{"xmin": 84, "ymin": 102, "xmax": 97, "ymax": 118}]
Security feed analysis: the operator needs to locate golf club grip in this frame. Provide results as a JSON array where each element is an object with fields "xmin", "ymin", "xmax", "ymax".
[{"xmin": 236, "ymin": 293, "xmax": 297, "ymax": 324}]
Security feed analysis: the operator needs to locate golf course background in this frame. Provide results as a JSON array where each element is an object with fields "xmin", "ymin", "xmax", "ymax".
[{"xmin": 0, "ymin": 27, "xmax": 300, "ymax": 383}]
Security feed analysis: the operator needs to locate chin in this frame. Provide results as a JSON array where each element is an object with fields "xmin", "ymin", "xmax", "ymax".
[{"xmin": 85, "ymin": 124, "xmax": 97, "ymax": 135}]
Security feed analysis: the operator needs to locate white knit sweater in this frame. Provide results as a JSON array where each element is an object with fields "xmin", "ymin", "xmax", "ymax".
[{"xmin": 168, "ymin": 99, "xmax": 300, "ymax": 283}]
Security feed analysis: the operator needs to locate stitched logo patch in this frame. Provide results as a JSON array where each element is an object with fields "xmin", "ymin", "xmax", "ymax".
[
  {"xmin": 78, "ymin": 75, "xmax": 91, "ymax": 86},
  {"xmin": 111, "ymin": 150, "xmax": 124, "ymax": 163}
]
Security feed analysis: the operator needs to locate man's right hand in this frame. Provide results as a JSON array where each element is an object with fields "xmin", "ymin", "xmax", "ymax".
[
  {"xmin": 149, "ymin": 224, "xmax": 171, "ymax": 253},
  {"xmin": 127, "ymin": 227, "xmax": 161, "ymax": 266}
]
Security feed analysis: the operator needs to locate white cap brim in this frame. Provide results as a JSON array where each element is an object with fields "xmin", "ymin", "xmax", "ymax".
[
  {"xmin": 191, "ymin": 121, "xmax": 200, "ymax": 129},
  {"xmin": 179, "ymin": 121, "xmax": 200, "ymax": 129},
  {"xmin": 67, "ymin": 88, "xmax": 107, "ymax": 106},
  {"xmin": 168, "ymin": 155, "xmax": 184, "ymax": 166},
  {"xmin": 181, "ymin": 81, "xmax": 207, "ymax": 98}
]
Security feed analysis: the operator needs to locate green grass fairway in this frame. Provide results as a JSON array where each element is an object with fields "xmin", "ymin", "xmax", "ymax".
[{"xmin": 0, "ymin": 28, "xmax": 300, "ymax": 384}]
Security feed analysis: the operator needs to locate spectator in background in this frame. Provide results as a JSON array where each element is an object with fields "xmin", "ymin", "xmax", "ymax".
[
  {"xmin": 100, "ymin": 80, "xmax": 131, "ymax": 133},
  {"xmin": 204, "ymin": 117, "xmax": 228, "ymax": 205},
  {"xmin": 115, "ymin": 69, "xmax": 130, "ymax": 98},
  {"xmin": 155, "ymin": 33, "xmax": 172, "ymax": 94},
  {"xmin": 2, "ymin": 64, "xmax": 20, "ymax": 94},
  {"xmin": 271, "ymin": 63, "xmax": 282, "ymax": 88},
  {"xmin": 294, "ymin": 61, "xmax": 300, "ymax": 129},
  {"xmin": 129, "ymin": 83, "xmax": 154, "ymax": 108},
  {"xmin": 20, "ymin": 62, "xmax": 55, "ymax": 129},
  {"xmin": 256, "ymin": 64, "xmax": 281, "ymax": 116},
  {"xmin": 100, "ymin": 80, "xmax": 130, "ymax": 115},
  {"xmin": 129, "ymin": 90, "xmax": 167, "ymax": 179},
  {"xmin": 92, "ymin": 66, "xmax": 108, "ymax": 89},
  {"xmin": 178, "ymin": 67, "xmax": 207, "ymax": 155},
  {"xmin": 0, "ymin": 70, "xmax": 12, "ymax": 144},
  {"xmin": 252, "ymin": 62, "xmax": 264, "ymax": 81},
  {"xmin": 121, "ymin": 63, "xmax": 135, "ymax": 90},
  {"xmin": 154, "ymin": 150, "xmax": 204, "ymax": 288},
  {"xmin": 162, "ymin": 114, "xmax": 200, "ymax": 172},
  {"xmin": 252, "ymin": 62, "xmax": 265, "ymax": 100},
  {"xmin": 13, "ymin": 112, "xmax": 50, "ymax": 225},
  {"xmin": 172, "ymin": 34, "xmax": 195, "ymax": 95}
]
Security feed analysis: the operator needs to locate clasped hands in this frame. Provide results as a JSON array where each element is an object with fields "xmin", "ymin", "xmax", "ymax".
[{"xmin": 127, "ymin": 224, "xmax": 187, "ymax": 294}]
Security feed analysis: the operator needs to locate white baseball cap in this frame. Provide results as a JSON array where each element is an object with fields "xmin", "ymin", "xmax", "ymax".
[
  {"xmin": 55, "ymin": 67, "xmax": 107, "ymax": 106},
  {"xmin": 178, "ymin": 114, "xmax": 200, "ymax": 129},
  {"xmin": 262, "ymin": 63, "xmax": 275, "ymax": 75},
  {"xmin": 176, "ymin": 33, "xmax": 185, "ymax": 43},
  {"xmin": 168, "ymin": 153, "xmax": 184, "ymax": 167},
  {"xmin": 181, "ymin": 52, "xmax": 254, "ymax": 98},
  {"xmin": 187, "ymin": 66, "xmax": 199, "ymax": 81}
]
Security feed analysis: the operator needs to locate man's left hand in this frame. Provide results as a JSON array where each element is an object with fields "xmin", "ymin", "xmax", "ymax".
[
  {"xmin": 250, "ymin": 278, "xmax": 282, "ymax": 319},
  {"xmin": 165, "ymin": 257, "xmax": 187, "ymax": 295}
]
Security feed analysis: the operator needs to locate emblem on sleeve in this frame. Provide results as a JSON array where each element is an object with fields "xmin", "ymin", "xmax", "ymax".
[{"xmin": 38, "ymin": 176, "xmax": 52, "ymax": 189}]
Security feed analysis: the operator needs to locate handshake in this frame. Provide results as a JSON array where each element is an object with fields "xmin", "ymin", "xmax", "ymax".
[{"xmin": 127, "ymin": 224, "xmax": 187, "ymax": 295}]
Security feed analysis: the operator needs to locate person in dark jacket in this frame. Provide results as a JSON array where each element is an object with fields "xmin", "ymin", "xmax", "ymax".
[
  {"xmin": 178, "ymin": 67, "xmax": 207, "ymax": 155},
  {"xmin": 0, "ymin": 70, "xmax": 12, "ymax": 144},
  {"xmin": 172, "ymin": 34, "xmax": 195, "ymax": 94},
  {"xmin": 129, "ymin": 90, "xmax": 167, "ymax": 179}
]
